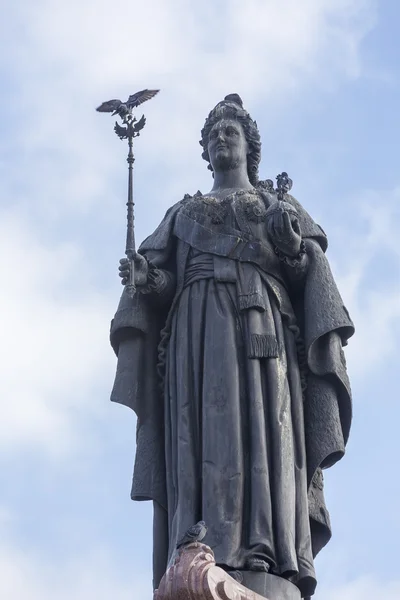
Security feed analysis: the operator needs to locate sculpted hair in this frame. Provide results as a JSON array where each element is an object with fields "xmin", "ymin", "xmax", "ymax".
[{"xmin": 200, "ymin": 94, "xmax": 262, "ymax": 186}]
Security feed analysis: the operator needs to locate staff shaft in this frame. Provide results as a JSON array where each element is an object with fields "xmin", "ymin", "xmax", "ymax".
[{"xmin": 125, "ymin": 135, "xmax": 136, "ymax": 293}]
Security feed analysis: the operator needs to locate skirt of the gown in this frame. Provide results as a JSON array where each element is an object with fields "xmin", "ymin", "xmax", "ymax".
[{"xmin": 164, "ymin": 277, "xmax": 315, "ymax": 591}]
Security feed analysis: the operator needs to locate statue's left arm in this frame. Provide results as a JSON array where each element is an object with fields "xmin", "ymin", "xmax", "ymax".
[{"xmin": 275, "ymin": 195, "xmax": 354, "ymax": 556}]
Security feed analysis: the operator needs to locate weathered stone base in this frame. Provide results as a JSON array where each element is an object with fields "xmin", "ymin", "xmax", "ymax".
[{"xmin": 154, "ymin": 543, "xmax": 301, "ymax": 600}]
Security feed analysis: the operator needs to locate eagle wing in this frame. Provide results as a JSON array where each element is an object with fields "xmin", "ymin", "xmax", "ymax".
[
  {"xmin": 134, "ymin": 114, "xmax": 146, "ymax": 133},
  {"xmin": 127, "ymin": 89, "xmax": 159, "ymax": 108},
  {"xmin": 96, "ymin": 99, "xmax": 122, "ymax": 113},
  {"xmin": 114, "ymin": 122, "xmax": 128, "ymax": 139}
]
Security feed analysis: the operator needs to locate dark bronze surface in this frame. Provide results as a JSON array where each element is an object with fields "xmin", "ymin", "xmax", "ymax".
[{"xmin": 109, "ymin": 93, "xmax": 354, "ymax": 598}]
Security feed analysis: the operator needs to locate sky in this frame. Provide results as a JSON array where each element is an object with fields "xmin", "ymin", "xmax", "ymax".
[{"xmin": 0, "ymin": 0, "xmax": 399, "ymax": 598}]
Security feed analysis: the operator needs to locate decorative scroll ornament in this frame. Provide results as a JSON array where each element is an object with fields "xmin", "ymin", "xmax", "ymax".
[
  {"xmin": 155, "ymin": 542, "xmax": 301, "ymax": 600},
  {"xmin": 154, "ymin": 542, "xmax": 268, "ymax": 600}
]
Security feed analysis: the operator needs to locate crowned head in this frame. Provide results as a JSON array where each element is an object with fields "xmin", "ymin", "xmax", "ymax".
[{"xmin": 200, "ymin": 94, "xmax": 261, "ymax": 185}]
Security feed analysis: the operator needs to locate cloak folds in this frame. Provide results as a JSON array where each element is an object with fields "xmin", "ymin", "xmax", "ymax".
[{"xmin": 110, "ymin": 193, "xmax": 354, "ymax": 574}]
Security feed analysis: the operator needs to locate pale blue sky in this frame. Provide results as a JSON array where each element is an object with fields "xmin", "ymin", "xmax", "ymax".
[{"xmin": 0, "ymin": 1, "xmax": 399, "ymax": 598}]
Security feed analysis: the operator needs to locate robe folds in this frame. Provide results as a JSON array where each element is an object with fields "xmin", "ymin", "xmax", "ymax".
[{"xmin": 110, "ymin": 190, "xmax": 354, "ymax": 597}]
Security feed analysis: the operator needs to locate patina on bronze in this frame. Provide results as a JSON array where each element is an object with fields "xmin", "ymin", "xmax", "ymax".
[{"xmin": 109, "ymin": 94, "xmax": 354, "ymax": 599}]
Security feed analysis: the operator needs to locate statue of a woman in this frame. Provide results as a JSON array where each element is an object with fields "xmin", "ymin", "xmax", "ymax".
[{"xmin": 110, "ymin": 94, "xmax": 354, "ymax": 598}]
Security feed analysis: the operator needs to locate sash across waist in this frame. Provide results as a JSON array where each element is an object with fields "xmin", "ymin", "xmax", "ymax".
[
  {"xmin": 174, "ymin": 211, "xmax": 286, "ymax": 286},
  {"xmin": 184, "ymin": 252, "xmax": 214, "ymax": 287}
]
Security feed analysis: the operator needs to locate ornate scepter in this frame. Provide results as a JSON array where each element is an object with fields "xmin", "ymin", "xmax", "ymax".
[
  {"xmin": 276, "ymin": 171, "xmax": 293, "ymax": 201},
  {"xmin": 96, "ymin": 89, "xmax": 159, "ymax": 297}
]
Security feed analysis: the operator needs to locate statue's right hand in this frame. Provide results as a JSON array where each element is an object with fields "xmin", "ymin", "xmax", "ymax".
[
  {"xmin": 118, "ymin": 253, "xmax": 149, "ymax": 287},
  {"xmin": 119, "ymin": 258, "xmax": 131, "ymax": 286}
]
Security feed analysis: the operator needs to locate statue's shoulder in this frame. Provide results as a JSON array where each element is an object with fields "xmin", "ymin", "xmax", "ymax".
[
  {"xmin": 139, "ymin": 194, "xmax": 195, "ymax": 252},
  {"xmin": 162, "ymin": 192, "xmax": 197, "ymax": 217},
  {"xmin": 284, "ymin": 193, "xmax": 310, "ymax": 215},
  {"xmin": 155, "ymin": 194, "xmax": 194, "ymax": 224},
  {"xmin": 164, "ymin": 195, "xmax": 191, "ymax": 215}
]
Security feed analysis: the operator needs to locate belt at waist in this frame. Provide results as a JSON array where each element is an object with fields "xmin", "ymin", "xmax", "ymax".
[{"xmin": 184, "ymin": 252, "xmax": 214, "ymax": 287}]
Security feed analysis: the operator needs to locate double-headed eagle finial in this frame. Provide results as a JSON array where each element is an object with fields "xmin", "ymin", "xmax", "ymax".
[{"xmin": 96, "ymin": 88, "xmax": 159, "ymax": 140}]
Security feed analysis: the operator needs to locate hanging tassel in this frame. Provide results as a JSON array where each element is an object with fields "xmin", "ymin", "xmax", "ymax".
[
  {"xmin": 249, "ymin": 334, "xmax": 280, "ymax": 358},
  {"xmin": 238, "ymin": 293, "xmax": 266, "ymax": 312}
]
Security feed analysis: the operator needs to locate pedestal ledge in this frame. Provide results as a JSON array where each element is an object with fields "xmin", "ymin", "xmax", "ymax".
[{"xmin": 154, "ymin": 543, "xmax": 301, "ymax": 600}]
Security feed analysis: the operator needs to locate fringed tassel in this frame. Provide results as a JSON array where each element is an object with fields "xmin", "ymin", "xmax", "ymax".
[
  {"xmin": 238, "ymin": 293, "xmax": 267, "ymax": 312},
  {"xmin": 249, "ymin": 334, "xmax": 280, "ymax": 358}
]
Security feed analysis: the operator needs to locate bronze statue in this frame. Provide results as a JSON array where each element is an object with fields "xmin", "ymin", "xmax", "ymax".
[{"xmin": 110, "ymin": 94, "xmax": 354, "ymax": 598}]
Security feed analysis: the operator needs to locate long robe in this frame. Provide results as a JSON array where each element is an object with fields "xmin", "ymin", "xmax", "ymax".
[{"xmin": 110, "ymin": 189, "xmax": 354, "ymax": 598}]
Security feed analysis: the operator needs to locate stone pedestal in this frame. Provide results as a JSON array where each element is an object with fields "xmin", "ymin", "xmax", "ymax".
[{"xmin": 154, "ymin": 543, "xmax": 301, "ymax": 600}]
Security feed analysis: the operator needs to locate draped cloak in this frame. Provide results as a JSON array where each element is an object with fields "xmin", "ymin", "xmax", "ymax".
[{"xmin": 109, "ymin": 190, "xmax": 354, "ymax": 597}]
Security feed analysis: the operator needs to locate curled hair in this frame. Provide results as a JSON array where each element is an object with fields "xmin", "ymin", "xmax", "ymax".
[{"xmin": 199, "ymin": 94, "xmax": 261, "ymax": 186}]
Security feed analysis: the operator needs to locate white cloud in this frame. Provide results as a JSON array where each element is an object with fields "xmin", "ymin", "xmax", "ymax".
[
  {"xmin": 0, "ymin": 515, "xmax": 149, "ymax": 600},
  {"xmin": 0, "ymin": 0, "xmax": 378, "ymax": 455},
  {"xmin": 0, "ymin": 0, "xmax": 376, "ymax": 217},
  {"xmin": 0, "ymin": 4, "xmax": 394, "ymax": 600},
  {"xmin": 8, "ymin": 0, "xmax": 375, "ymax": 93},
  {"xmin": 331, "ymin": 188, "xmax": 400, "ymax": 378},
  {"xmin": 0, "ymin": 209, "xmax": 116, "ymax": 455}
]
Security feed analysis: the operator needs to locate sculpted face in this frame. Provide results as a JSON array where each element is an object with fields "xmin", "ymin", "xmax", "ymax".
[{"xmin": 208, "ymin": 119, "xmax": 248, "ymax": 173}]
